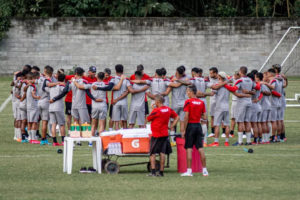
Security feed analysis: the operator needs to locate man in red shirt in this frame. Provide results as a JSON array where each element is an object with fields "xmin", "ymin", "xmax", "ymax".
[
  {"xmin": 181, "ymin": 85, "xmax": 209, "ymax": 177},
  {"xmin": 130, "ymin": 65, "xmax": 151, "ymax": 121},
  {"xmin": 147, "ymin": 95, "xmax": 179, "ymax": 177},
  {"xmin": 84, "ymin": 66, "xmax": 97, "ymax": 117}
]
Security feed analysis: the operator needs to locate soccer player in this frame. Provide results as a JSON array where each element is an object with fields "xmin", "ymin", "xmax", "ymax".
[
  {"xmin": 130, "ymin": 65, "xmax": 151, "ymax": 124},
  {"xmin": 256, "ymin": 72, "xmax": 271, "ymax": 144},
  {"xmin": 273, "ymin": 64, "xmax": 287, "ymax": 141},
  {"xmin": 110, "ymin": 64, "xmax": 131, "ymax": 130},
  {"xmin": 227, "ymin": 66, "xmax": 255, "ymax": 146},
  {"xmin": 12, "ymin": 72, "xmax": 23, "ymax": 141},
  {"xmin": 190, "ymin": 67, "xmax": 212, "ymax": 147},
  {"xmin": 261, "ymin": 68, "xmax": 282, "ymax": 143},
  {"xmin": 26, "ymin": 72, "xmax": 40, "ymax": 142},
  {"xmin": 84, "ymin": 66, "xmax": 97, "ymax": 117},
  {"xmin": 229, "ymin": 71, "xmax": 240, "ymax": 137},
  {"xmin": 19, "ymin": 70, "xmax": 29, "ymax": 142},
  {"xmin": 181, "ymin": 85, "xmax": 208, "ymax": 177},
  {"xmin": 103, "ymin": 68, "xmax": 114, "ymax": 131},
  {"xmin": 147, "ymin": 95, "xmax": 179, "ymax": 177},
  {"xmin": 133, "ymin": 68, "xmax": 170, "ymax": 107},
  {"xmin": 48, "ymin": 74, "xmax": 68, "ymax": 146},
  {"xmin": 208, "ymin": 72, "xmax": 231, "ymax": 147},
  {"xmin": 70, "ymin": 67, "xmax": 91, "ymax": 125},
  {"xmin": 78, "ymin": 72, "xmax": 110, "ymax": 135},
  {"xmin": 207, "ymin": 67, "xmax": 219, "ymax": 138},
  {"xmin": 163, "ymin": 66, "xmax": 190, "ymax": 140},
  {"xmin": 36, "ymin": 65, "xmax": 55, "ymax": 145},
  {"xmin": 249, "ymin": 72, "xmax": 263, "ymax": 144},
  {"xmin": 128, "ymin": 71, "xmax": 150, "ymax": 128}
]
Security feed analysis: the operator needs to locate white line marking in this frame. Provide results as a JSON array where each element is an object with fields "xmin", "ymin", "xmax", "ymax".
[{"xmin": 0, "ymin": 95, "xmax": 12, "ymax": 113}]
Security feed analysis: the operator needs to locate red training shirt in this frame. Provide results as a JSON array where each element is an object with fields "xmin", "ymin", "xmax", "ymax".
[
  {"xmin": 147, "ymin": 106, "xmax": 178, "ymax": 138},
  {"xmin": 183, "ymin": 98, "xmax": 206, "ymax": 123},
  {"xmin": 83, "ymin": 76, "xmax": 97, "ymax": 105},
  {"xmin": 103, "ymin": 76, "xmax": 113, "ymax": 104},
  {"xmin": 64, "ymin": 75, "xmax": 74, "ymax": 103}
]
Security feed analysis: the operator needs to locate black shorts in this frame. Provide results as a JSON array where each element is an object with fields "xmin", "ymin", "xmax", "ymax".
[
  {"xmin": 109, "ymin": 104, "xmax": 113, "ymax": 118},
  {"xmin": 150, "ymin": 136, "xmax": 172, "ymax": 155},
  {"xmin": 87, "ymin": 104, "xmax": 92, "ymax": 115},
  {"xmin": 145, "ymin": 101, "xmax": 149, "ymax": 115},
  {"xmin": 65, "ymin": 102, "xmax": 72, "ymax": 115},
  {"xmin": 184, "ymin": 123, "xmax": 203, "ymax": 149}
]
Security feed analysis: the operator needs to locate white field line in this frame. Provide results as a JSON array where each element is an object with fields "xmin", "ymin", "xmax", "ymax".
[
  {"xmin": 0, "ymin": 95, "xmax": 12, "ymax": 113},
  {"xmin": 1, "ymin": 153, "xmax": 300, "ymax": 159}
]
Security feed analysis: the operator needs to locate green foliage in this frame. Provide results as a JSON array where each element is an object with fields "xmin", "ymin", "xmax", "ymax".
[
  {"xmin": 215, "ymin": 4, "xmax": 237, "ymax": 17},
  {"xmin": 0, "ymin": 0, "xmax": 13, "ymax": 40},
  {"xmin": 295, "ymin": 0, "xmax": 300, "ymax": 16}
]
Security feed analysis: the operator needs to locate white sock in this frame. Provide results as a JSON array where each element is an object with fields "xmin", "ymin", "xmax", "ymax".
[
  {"xmin": 246, "ymin": 132, "xmax": 251, "ymax": 143},
  {"xmin": 225, "ymin": 138, "xmax": 229, "ymax": 142},
  {"xmin": 268, "ymin": 122, "xmax": 272, "ymax": 135},
  {"xmin": 201, "ymin": 124, "xmax": 208, "ymax": 143},
  {"xmin": 214, "ymin": 138, "xmax": 219, "ymax": 143},
  {"xmin": 202, "ymin": 167, "xmax": 207, "ymax": 172},
  {"xmin": 14, "ymin": 128, "xmax": 17, "ymax": 138},
  {"xmin": 109, "ymin": 128, "xmax": 113, "ymax": 131},
  {"xmin": 187, "ymin": 168, "xmax": 192, "ymax": 174},
  {"xmin": 17, "ymin": 128, "xmax": 21, "ymax": 139},
  {"xmin": 238, "ymin": 132, "xmax": 243, "ymax": 144}
]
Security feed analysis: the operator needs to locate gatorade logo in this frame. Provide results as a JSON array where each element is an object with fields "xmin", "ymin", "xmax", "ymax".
[{"xmin": 131, "ymin": 139, "xmax": 140, "ymax": 148}]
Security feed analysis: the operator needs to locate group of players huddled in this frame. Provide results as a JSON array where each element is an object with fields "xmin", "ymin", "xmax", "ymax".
[{"xmin": 11, "ymin": 63, "xmax": 287, "ymax": 147}]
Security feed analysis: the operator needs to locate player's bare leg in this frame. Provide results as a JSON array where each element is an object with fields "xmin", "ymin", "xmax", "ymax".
[
  {"xmin": 251, "ymin": 122, "xmax": 258, "ymax": 144},
  {"xmin": 98, "ymin": 119, "xmax": 106, "ymax": 134},
  {"xmin": 91, "ymin": 119, "xmax": 98, "ymax": 136},
  {"xmin": 245, "ymin": 121, "xmax": 252, "ymax": 145},
  {"xmin": 271, "ymin": 121, "xmax": 277, "ymax": 142},
  {"xmin": 209, "ymin": 125, "xmax": 219, "ymax": 147}
]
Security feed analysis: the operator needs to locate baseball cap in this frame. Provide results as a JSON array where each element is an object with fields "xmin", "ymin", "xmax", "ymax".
[
  {"xmin": 218, "ymin": 71, "xmax": 227, "ymax": 79},
  {"xmin": 89, "ymin": 66, "xmax": 97, "ymax": 73}
]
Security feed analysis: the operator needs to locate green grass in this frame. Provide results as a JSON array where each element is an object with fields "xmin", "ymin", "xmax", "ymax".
[{"xmin": 0, "ymin": 77, "xmax": 300, "ymax": 200}]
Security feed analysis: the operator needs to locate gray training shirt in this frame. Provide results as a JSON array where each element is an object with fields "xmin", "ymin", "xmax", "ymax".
[
  {"xmin": 110, "ymin": 76, "xmax": 131, "ymax": 106},
  {"xmin": 149, "ymin": 78, "xmax": 170, "ymax": 106},
  {"xmin": 86, "ymin": 81, "xmax": 107, "ymax": 108},
  {"xmin": 130, "ymin": 82, "xmax": 150, "ymax": 112},
  {"xmin": 215, "ymin": 86, "xmax": 230, "ymax": 112},
  {"xmin": 26, "ymin": 85, "xmax": 38, "ymax": 110},
  {"xmin": 69, "ymin": 78, "xmax": 90, "ymax": 109},
  {"xmin": 171, "ymin": 76, "xmax": 189, "ymax": 108},
  {"xmin": 49, "ymin": 84, "xmax": 66, "ymax": 112}
]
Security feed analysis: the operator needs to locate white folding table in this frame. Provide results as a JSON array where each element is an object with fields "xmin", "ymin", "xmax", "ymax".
[{"xmin": 63, "ymin": 137, "xmax": 102, "ymax": 174}]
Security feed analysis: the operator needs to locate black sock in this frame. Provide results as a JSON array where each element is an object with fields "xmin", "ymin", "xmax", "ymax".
[
  {"xmin": 277, "ymin": 134, "xmax": 281, "ymax": 140},
  {"xmin": 243, "ymin": 131, "xmax": 246, "ymax": 135},
  {"xmin": 151, "ymin": 169, "xmax": 156, "ymax": 175},
  {"xmin": 211, "ymin": 128, "xmax": 215, "ymax": 134},
  {"xmin": 22, "ymin": 134, "xmax": 26, "ymax": 140},
  {"xmin": 159, "ymin": 171, "xmax": 164, "ymax": 176},
  {"xmin": 222, "ymin": 128, "xmax": 226, "ymax": 134},
  {"xmin": 41, "ymin": 137, "xmax": 45, "ymax": 141},
  {"xmin": 230, "ymin": 130, "xmax": 234, "ymax": 135},
  {"xmin": 282, "ymin": 132, "xmax": 286, "ymax": 138},
  {"xmin": 254, "ymin": 137, "xmax": 257, "ymax": 143},
  {"xmin": 271, "ymin": 135, "xmax": 275, "ymax": 141},
  {"xmin": 53, "ymin": 137, "xmax": 57, "ymax": 143},
  {"xmin": 62, "ymin": 136, "xmax": 65, "ymax": 142},
  {"xmin": 259, "ymin": 137, "xmax": 262, "ymax": 141}
]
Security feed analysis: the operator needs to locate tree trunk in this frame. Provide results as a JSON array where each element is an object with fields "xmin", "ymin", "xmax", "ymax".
[
  {"xmin": 286, "ymin": 0, "xmax": 290, "ymax": 17},
  {"xmin": 256, "ymin": 0, "xmax": 259, "ymax": 17}
]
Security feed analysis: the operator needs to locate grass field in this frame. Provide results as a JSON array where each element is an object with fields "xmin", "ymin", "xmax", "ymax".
[{"xmin": 0, "ymin": 76, "xmax": 300, "ymax": 200}]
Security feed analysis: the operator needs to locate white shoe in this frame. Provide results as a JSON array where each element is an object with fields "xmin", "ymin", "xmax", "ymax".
[
  {"xmin": 208, "ymin": 133, "xmax": 215, "ymax": 138},
  {"xmin": 202, "ymin": 169, "xmax": 209, "ymax": 176},
  {"xmin": 242, "ymin": 134, "xmax": 247, "ymax": 139},
  {"xmin": 221, "ymin": 133, "xmax": 226, "ymax": 138},
  {"xmin": 13, "ymin": 136, "xmax": 17, "ymax": 141},
  {"xmin": 181, "ymin": 172, "xmax": 193, "ymax": 177}
]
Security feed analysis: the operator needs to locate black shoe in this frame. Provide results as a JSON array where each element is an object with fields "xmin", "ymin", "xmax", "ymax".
[
  {"xmin": 245, "ymin": 142, "xmax": 252, "ymax": 145},
  {"xmin": 80, "ymin": 167, "xmax": 88, "ymax": 173},
  {"xmin": 76, "ymin": 142, "xmax": 82, "ymax": 146},
  {"xmin": 157, "ymin": 172, "xmax": 164, "ymax": 177},
  {"xmin": 232, "ymin": 142, "xmax": 243, "ymax": 146},
  {"xmin": 36, "ymin": 133, "xmax": 42, "ymax": 139},
  {"xmin": 88, "ymin": 167, "xmax": 96, "ymax": 173},
  {"xmin": 147, "ymin": 173, "xmax": 157, "ymax": 177},
  {"xmin": 46, "ymin": 134, "xmax": 51, "ymax": 138}
]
